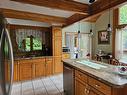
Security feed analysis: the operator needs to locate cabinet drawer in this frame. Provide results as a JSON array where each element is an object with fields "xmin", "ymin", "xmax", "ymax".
[
  {"xmin": 46, "ymin": 57, "xmax": 53, "ymax": 61},
  {"xmin": 88, "ymin": 77, "xmax": 111, "ymax": 95},
  {"xmin": 19, "ymin": 60, "xmax": 33, "ymax": 64},
  {"xmin": 75, "ymin": 70, "xmax": 88, "ymax": 83},
  {"xmin": 32, "ymin": 58, "xmax": 45, "ymax": 63}
]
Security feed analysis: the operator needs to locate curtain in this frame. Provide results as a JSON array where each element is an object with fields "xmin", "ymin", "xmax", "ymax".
[
  {"xmin": 16, "ymin": 29, "xmax": 42, "ymax": 50},
  {"xmin": 115, "ymin": 29, "xmax": 123, "ymax": 60}
]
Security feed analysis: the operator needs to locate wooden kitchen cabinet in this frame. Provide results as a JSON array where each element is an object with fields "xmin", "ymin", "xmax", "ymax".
[
  {"xmin": 53, "ymin": 37, "xmax": 62, "ymax": 56},
  {"xmin": 13, "ymin": 57, "xmax": 54, "ymax": 82},
  {"xmin": 75, "ymin": 79, "xmax": 89, "ymax": 95},
  {"xmin": 45, "ymin": 57, "xmax": 53, "ymax": 76},
  {"xmin": 88, "ymin": 87, "xmax": 104, "ymax": 95},
  {"xmin": 52, "ymin": 26, "xmax": 63, "ymax": 74},
  {"xmin": 54, "ymin": 57, "xmax": 63, "ymax": 73},
  {"xmin": 75, "ymin": 69, "xmax": 111, "ymax": 95},
  {"xmin": 88, "ymin": 76, "xmax": 111, "ymax": 95},
  {"xmin": 13, "ymin": 61, "xmax": 19, "ymax": 82},
  {"xmin": 75, "ymin": 70, "xmax": 89, "ymax": 95},
  {"xmin": 34, "ymin": 58, "xmax": 45, "ymax": 77},
  {"xmin": 52, "ymin": 26, "xmax": 62, "ymax": 37},
  {"xmin": 19, "ymin": 61, "xmax": 33, "ymax": 81},
  {"xmin": 75, "ymin": 79, "xmax": 104, "ymax": 95}
]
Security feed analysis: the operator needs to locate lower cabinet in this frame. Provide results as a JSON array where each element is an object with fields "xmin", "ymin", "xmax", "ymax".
[
  {"xmin": 75, "ymin": 70, "xmax": 110, "ymax": 95},
  {"xmin": 63, "ymin": 63, "xmax": 127, "ymax": 95},
  {"xmin": 75, "ymin": 79, "xmax": 89, "ymax": 95},
  {"xmin": 75, "ymin": 82, "xmax": 104, "ymax": 95},
  {"xmin": 54, "ymin": 57, "xmax": 63, "ymax": 74},
  {"xmin": 19, "ymin": 61, "xmax": 33, "ymax": 81},
  {"xmin": 45, "ymin": 58, "xmax": 53, "ymax": 76},
  {"xmin": 13, "ymin": 61, "xmax": 19, "ymax": 81},
  {"xmin": 88, "ymin": 87, "xmax": 104, "ymax": 95},
  {"xmin": 34, "ymin": 59, "xmax": 45, "ymax": 77},
  {"xmin": 14, "ymin": 57, "xmax": 53, "ymax": 82}
]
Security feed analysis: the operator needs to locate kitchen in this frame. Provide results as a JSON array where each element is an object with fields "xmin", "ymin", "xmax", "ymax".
[{"xmin": 0, "ymin": 0, "xmax": 127, "ymax": 95}]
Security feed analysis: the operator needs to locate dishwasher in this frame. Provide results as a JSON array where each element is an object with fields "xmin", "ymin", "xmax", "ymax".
[{"xmin": 63, "ymin": 63, "xmax": 74, "ymax": 95}]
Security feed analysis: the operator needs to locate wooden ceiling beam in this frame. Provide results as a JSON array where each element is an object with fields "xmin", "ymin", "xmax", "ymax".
[
  {"xmin": 66, "ymin": 14, "xmax": 88, "ymax": 26},
  {"xmin": 0, "ymin": 8, "xmax": 67, "ymax": 25},
  {"xmin": 90, "ymin": 0, "xmax": 127, "ymax": 15},
  {"xmin": 65, "ymin": 0, "xmax": 127, "ymax": 27},
  {"xmin": 11, "ymin": 0, "xmax": 89, "ymax": 14}
]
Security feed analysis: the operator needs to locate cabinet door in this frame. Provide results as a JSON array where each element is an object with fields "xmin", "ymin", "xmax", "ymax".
[
  {"xmin": 35, "ymin": 59, "xmax": 45, "ymax": 77},
  {"xmin": 19, "ymin": 62, "xmax": 33, "ymax": 81},
  {"xmin": 53, "ymin": 37, "xmax": 62, "ymax": 56},
  {"xmin": 13, "ymin": 61, "xmax": 19, "ymax": 82},
  {"xmin": 89, "ymin": 87, "xmax": 104, "ymax": 95},
  {"xmin": 52, "ymin": 27, "xmax": 62, "ymax": 37},
  {"xmin": 45, "ymin": 58, "xmax": 53, "ymax": 76},
  {"xmin": 75, "ymin": 79, "xmax": 88, "ymax": 95},
  {"xmin": 54, "ymin": 57, "xmax": 63, "ymax": 73}
]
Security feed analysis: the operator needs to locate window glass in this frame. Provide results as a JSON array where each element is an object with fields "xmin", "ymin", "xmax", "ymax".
[
  {"xmin": 25, "ymin": 38, "xmax": 30, "ymax": 51},
  {"xmin": 119, "ymin": 5, "xmax": 127, "ymax": 24},
  {"xmin": 122, "ymin": 29, "xmax": 127, "ymax": 58},
  {"xmin": 33, "ymin": 38, "xmax": 42, "ymax": 50}
]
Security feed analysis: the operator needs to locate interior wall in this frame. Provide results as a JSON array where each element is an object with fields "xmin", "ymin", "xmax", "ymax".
[
  {"xmin": 62, "ymin": 21, "xmax": 95, "ymax": 47},
  {"xmin": 62, "ymin": 10, "xmax": 113, "ymax": 58},
  {"xmin": 93, "ymin": 11, "xmax": 113, "ymax": 55}
]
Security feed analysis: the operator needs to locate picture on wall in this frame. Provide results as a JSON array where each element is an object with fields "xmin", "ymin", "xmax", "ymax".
[{"xmin": 98, "ymin": 30, "xmax": 110, "ymax": 44}]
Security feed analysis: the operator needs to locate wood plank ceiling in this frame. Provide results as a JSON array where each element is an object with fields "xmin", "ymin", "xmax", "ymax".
[{"xmin": 1, "ymin": 0, "xmax": 127, "ymax": 27}]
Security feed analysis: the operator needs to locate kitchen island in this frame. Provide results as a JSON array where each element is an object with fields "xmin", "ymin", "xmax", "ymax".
[{"xmin": 63, "ymin": 59, "xmax": 127, "ymax": 95}]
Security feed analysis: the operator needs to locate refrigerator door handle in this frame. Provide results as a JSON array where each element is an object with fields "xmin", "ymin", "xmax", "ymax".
[{"xmin": 5, "ymin": 28, "xmax": 14, "ymax": 95}]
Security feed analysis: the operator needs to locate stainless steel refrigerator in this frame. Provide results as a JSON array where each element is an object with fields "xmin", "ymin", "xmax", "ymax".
[{"xmin": 0, "ymin": 13, "xmax": 14, "ymax": 95}]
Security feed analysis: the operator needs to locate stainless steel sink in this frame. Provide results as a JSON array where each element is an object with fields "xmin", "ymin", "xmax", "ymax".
[{"xmin": 76, "ymin": 60, "xmax": 107, "ymax": 69}]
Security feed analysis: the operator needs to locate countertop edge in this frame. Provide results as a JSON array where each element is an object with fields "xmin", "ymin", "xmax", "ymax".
[{"xmin": 63, "ymin": 59, "xmax": 127, "ymax": 88}]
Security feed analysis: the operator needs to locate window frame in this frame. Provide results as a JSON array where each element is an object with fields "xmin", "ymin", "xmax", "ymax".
[{"xmin": 113, "ymin": 6, "xmax": 127, "ymax": 58}]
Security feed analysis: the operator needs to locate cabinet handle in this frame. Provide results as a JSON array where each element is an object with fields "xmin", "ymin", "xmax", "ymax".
[
  {"xmin": 95, "ymin": 84, "xmax": 100, "ymax": 87},
  {"xmin": 79, "ymin": 74, "xmax": 82, "ymax": 77},
  {"xmin": 87, "ymin": 90, "xmax": 90, "ymax": 94},
  {"xmin": 85, "ymin": 88, "xmax": 87, "ymax": 94},
  {"xmin": 85, "ymin": 89, "xmax": 90, "ymax": 94}
]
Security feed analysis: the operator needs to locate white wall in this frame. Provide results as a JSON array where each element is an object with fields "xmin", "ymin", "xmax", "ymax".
[
  {"xmin": 62, "ymin": 21, "xmax": 95, "ymax": 47},
  {"xmin": 62, "ymin": 10, "xmax": 113, "ymax": 57},
  {"xmin": 93, "ymin": 11, "xmax": 113, "ymax": 55}
]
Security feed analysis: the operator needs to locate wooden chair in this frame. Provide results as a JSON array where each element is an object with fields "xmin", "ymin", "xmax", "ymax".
[
  {"xmin": 95, "ymin": 54, "xmax": 101, "ymax": 61},
  {"xmin": 109, "ymin": 58, "xmax": 120, "ymax": 65}
]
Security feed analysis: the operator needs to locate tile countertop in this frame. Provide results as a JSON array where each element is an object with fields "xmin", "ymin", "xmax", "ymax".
[{"xmin": 62, "ymin": 58, "xmax": 127, "ymax": 88}]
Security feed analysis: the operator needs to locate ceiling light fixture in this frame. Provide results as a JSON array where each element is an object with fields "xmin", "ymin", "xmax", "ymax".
[
  {"xmin": 89, "ymin": 23, "xmax": 94, "ymax": 36},
  {"xmin": 107, "ymin": 0, "xmax": 112, "ymax": 32},
  {"xmin": 89, "ymin": 0, "xmax": 95, "ymax": 3}
]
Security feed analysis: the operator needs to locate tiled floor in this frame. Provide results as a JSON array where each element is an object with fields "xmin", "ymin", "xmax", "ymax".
[{"xmin": 11, "ymin": 74, "xmax": 64, "ymax": 95}]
